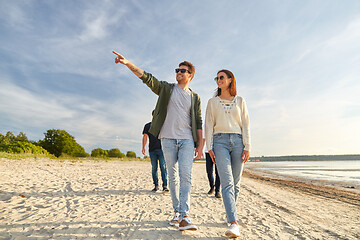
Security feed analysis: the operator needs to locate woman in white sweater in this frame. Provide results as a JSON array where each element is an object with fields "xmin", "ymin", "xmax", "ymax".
[{"xmin": 205, "ymin": 69, "xmax": 250, "ymax": 238}]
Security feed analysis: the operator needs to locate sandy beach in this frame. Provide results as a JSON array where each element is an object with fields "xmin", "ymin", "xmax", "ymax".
[{"xmin": 0, "ymin": 158, "xmax": 359, "ymax": 240}]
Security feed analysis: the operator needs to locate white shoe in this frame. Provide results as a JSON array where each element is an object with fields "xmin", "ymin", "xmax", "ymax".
[
  {"xmin": 179, "ymin": 217, "xmax": 198, "ymax": 231},
  {"xmin": 169, "ymin": 212, "xmax": 180, "ymax": 227},
  {"xmin": 225, "ymin": 223, "xmax": 240, "ymax": 238}
]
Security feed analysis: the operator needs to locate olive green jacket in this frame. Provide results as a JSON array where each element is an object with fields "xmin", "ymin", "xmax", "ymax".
[{"xmin": 140, "ymin": 71, "xmax": 202, "ymax": 147}]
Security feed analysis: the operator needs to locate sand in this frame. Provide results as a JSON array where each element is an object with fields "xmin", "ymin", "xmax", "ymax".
[{"xmin": 0, "ymin": 158, "xmax": 359, "ymax": 240}]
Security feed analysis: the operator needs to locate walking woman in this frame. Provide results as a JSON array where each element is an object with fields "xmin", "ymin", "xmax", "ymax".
[{"xmin": 205, "ymin": 69, "xmax": 250, "ymax": 238}]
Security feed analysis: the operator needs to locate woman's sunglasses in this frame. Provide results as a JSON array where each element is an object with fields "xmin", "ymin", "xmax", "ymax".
[
  {"xmin": 214, "ymin": 76, "xmax": 225, "ymax": 81},
  {"xmin": 175, "ymin": 68, "xmax": 191, "ymax": 74}
]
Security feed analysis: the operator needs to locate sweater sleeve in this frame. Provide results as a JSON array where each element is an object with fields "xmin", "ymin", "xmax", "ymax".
[
  {"xmin": 240, "ymin": 98, "xmax": 251, "ymax": 151},
  {"xmin": 205, "ymin": 98, "xmax": 215, "ymax": 151}
]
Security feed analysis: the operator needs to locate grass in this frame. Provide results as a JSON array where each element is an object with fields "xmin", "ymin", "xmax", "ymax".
[{"xmin": 0, "ymin": 152, "xmax": 56, "ymax": 160}]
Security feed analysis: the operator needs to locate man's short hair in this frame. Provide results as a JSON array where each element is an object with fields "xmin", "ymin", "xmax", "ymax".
[{"xmin": 179, "ymin": 61, "xmax": 195, "ymax": 80}]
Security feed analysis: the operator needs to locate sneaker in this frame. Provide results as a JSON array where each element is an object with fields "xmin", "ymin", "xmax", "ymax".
[
  {"xmin": 179, "ymin": 216, "xmax": 198, "ymax": 231},
  {"xmin": 225, "ymin": 223, "xmax": 240, "ymax": 238},
  {"xmin": 215, "ymin": 192, "xmax": 222, "ymax": 198},
  {"xmin": 169, "ymin": 212, "xmax": 180, "ymax": 227},
  {"xmin": 151, "ymin": 186, "xmax": 159, "ymax": 192},
  {"xmin": 163, "ymin": 187, "xmax": 169, "ymax": 193},
  {"xmin": 207, "ymin": 188, "xmax": 215, "ymax": 195}
]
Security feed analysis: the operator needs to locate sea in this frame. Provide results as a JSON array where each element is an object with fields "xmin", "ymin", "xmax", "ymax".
[{"xmin": 247, "ymin": 160, "xmax": 360, "ymax": 188}]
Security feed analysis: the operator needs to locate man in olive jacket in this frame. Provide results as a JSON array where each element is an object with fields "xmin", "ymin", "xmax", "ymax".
[{"xmin": 113, "ymin": 51, "xmax": 203, "ymax": 231}]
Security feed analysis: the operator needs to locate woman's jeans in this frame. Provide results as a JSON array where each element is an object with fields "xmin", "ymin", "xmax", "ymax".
[
  {"xmin": 213, "ymin": 133, "xmax": 245, "ymax": 223},
  {"xmin": 161, "ymin": 138, "xmax": 195, "ymax": 218},
  {"xmin": 149, "ymin": 149, "xmax": 167, "ymax": 188}
]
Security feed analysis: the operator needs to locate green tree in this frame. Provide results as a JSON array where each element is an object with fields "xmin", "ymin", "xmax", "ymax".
[
  {"xmin": 0, "ymin": 131, "xmax": 15, "ymax": 145},
  {"xmin": 91, "ymin": 148, "xmax": 108, "ymax": 158},
  {"xmin": 39, "ymin": 129, "xmax": 88, "ymax": 157},
  {"xmin": 5, "ymin": 131, "xmax": 15, "ymax": 142},
  {"xmin": 3, "ymin": 141, "xmax": 50, "ymax": 155},
  {"xmin": 108, "ymin": 148, "xmax": 125, "ymax": 158},
  {"xmin": 15, "ymin": 132, "xmax": 28, "ymax": 142},
  {"xmin": 126, "ymin": 151, "xmax": 136, "ymax": 158},
  {"xmin": 0, "ymin": 133, "xmax": 4, "ymax": 145}
]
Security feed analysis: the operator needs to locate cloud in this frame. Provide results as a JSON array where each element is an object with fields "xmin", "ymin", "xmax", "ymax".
[
  {"xmin": 324, "ymin": 17, "xmax": 360, "ymax": 48},
  {"xmin": 0, "ymin": 1, "xmax": 33, "ymax": 32}
]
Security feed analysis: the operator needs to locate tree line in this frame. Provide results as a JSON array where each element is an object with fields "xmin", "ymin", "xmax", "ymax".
[{"xmin": 0, "ymin": 130, "xmax": 137, "ymax": 159}]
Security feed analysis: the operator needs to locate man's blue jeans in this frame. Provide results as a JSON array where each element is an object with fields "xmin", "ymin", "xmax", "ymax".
[
  {"xmin": 161, "ymin": 138, "xmax": 195, "ymax": 218},
  {"xmin": 213, "ymin": 133, "xmax": 245, "ymax": 223},
  {"xmin": 149, "ymin": 149, "xmax": 167, "ymax": 187}
]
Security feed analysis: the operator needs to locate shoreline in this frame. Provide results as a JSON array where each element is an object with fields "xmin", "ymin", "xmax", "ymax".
[
  {"xmin": 244, "ymin": 161, "xmax": 360, "ymax": 194},
  {"xmin": 242, "ymin": 170, "xmax": 360, "ymax": 207}
]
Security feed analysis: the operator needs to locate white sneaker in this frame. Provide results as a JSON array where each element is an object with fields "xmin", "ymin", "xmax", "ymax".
[
  {"xmin": 169, "ymin": 212, "xmax": 180, "ymax": 227},
  {"xmin": 179, "ymin": 216, "xmax": 198, "ymax": 231},
  {"xmin": 225, "ymin": 223, "xmax": 240, "ymax": 238}
]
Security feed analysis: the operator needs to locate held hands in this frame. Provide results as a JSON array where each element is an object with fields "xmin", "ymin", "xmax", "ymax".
[{"xmin": 113, "ymin": 51, "xmax": 129, "ymax": 65}]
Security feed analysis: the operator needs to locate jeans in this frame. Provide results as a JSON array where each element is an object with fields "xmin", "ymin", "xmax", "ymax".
[
  {"xmin": 206, "ymin": 152, "xmax": 220, "ymax": 193},
  {"xmin": 161, "ymin": 138, "xmax": 195, "ymax": 218},
  {"xmin": 149, "ymin": 149, "xmax": 167, "ymax": 187},
  {"xmin": 213, "ymin": 133, "xmax": 245, "ymax": 223}
]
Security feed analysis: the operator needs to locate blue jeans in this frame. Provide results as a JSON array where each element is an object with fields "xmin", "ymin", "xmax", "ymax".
[
  {"xmin": 161, "ymin": 138, "xmax": 195, "ymax": 218},
  {"xmin": 213, "ymin": 133, "xmax": 245, "ymax": 223},
  {"xmin": 149, "ymin": 149, "xmax": 167, "ymax": 187}
]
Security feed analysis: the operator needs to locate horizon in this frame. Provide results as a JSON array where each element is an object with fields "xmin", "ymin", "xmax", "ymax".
[
  {"xmin": 1, "ymin": 1, "xmax": 360, "ymax": 157},
  {"xmin": 2, "ymin": 128, "xmax": 360, "ymax": 159}
]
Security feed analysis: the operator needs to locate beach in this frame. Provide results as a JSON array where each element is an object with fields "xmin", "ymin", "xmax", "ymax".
[{"xmin": 0, "ymin": 158, "xmax": 359, "ymax": 239}]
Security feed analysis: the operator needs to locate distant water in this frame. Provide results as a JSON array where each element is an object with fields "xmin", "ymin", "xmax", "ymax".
[{"xmin": 247, "ymin": 160, "xmax": 360, "ymax": 186}]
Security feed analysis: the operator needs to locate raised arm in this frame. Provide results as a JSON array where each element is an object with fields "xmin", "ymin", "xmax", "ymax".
[{"xmin": 113, "ymin": 51, "xmax": 144, "ymax": 78}]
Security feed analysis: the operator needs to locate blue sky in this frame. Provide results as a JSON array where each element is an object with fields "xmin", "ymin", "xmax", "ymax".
[{"xmin": 1, "ymin": 0, "xmax": 359, "ymax": 157}]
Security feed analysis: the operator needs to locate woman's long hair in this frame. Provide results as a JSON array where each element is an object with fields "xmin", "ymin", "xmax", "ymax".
[{"xmin": 215, "ymin": 69, "xmax": 237, "ymax": 97}]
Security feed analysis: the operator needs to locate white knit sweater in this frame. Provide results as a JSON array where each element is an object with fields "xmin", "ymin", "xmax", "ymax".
[{"xmin": 205, "ymin": 96, "xmax": 251, "ymax": 151}]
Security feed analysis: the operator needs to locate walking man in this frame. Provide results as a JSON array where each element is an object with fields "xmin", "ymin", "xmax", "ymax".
[
  {"xmin": 113, "ymin": 51, "xmax": 203, "ymax": 231},
  {"xmin": 142, "ymin": 111, "xmax": 169, "ymax": 193}
]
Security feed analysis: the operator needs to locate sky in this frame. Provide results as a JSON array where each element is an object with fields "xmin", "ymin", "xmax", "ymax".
[{"xmin": 1, "ymin": 0, "xmax": 360, "ymax": 158}]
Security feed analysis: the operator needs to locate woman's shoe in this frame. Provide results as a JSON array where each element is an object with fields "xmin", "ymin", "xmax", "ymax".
[{"xmin": 225, "ymin": 223, "xmax": 240, "ymax": 237}]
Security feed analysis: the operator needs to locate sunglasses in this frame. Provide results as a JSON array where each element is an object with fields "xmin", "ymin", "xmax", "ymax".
[
  {"xmin": 175, "ymin": 68, "xmax": 191, "ymax": 74},
  {"xmin": 214, "ymin": 76, "xmax": 225, "ymax": 81}
]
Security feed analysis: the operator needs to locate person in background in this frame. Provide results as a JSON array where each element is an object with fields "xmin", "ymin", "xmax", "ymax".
[
  {"xmin": 113, "ymin": 51, "xmax": 203, "ymax": 232},
  {"xmin": 206, "ymin": 151, "xmax": 221, "ymax": 198},
  {"xmin": 142, "ymin": 111, "xmax": 169, "ymax": 193},
  {"xmin": 202, "ymin": 138, "xmax": 221, "ymax": 198},
  {"xmin": 205, "ymin": 69, "xmax": 251, "ymax": 238}
]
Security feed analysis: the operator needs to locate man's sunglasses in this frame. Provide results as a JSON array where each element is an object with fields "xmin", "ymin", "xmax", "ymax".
[
  {"xmin": 175, "ymin": 68, "xmax": 191, "ymax": 74},
  {"xmin": 214, "ymin": 76, "xmax": 225, "ymax": 81}
]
